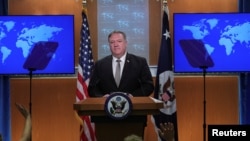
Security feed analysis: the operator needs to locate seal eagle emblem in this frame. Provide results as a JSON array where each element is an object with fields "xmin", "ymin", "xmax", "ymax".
[{"xmin": 104, "ymin": 92, "xmax": 132, "ymax": 120}]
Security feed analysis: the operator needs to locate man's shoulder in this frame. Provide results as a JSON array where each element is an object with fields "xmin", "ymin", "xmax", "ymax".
[
  {"xmin": 127, "ymin": 53, "xmax": 147, "ymax": 63},
  {"xmin": 96, "ymin": 55, "xmax": 112, "ymax": 63}
]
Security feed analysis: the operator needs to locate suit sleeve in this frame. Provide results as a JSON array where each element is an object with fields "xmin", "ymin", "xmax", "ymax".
[
  {"xmin": 131, "ymin": 57, "xmax": 154, "ymax": 96},
  {"xmin": 88, "ymin": 62, "xmax": 104, "ymax": 97}
]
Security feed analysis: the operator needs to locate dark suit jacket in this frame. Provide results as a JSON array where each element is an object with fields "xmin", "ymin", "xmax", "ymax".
[
  {"xmin": 88, "ymin": 53, "xmax": 154, "ymax": 97},
  {"xmin": 88, "ymin": 53, "xmax": 154, "ymax": 123}
]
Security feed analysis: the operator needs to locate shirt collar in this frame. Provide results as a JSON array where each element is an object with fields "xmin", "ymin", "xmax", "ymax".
[{"xmin": 112, "ymin": 52, "xmax": 127, "ymax": 62}]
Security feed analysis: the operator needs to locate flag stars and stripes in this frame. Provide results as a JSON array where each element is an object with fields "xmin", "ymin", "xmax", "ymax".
[
  {"xmin": 152, "ymin": 4, "xmax": 178, "ymax": 141},
  {"xmin": 163, "ymin": 29, "xmax": 170, "ymax": 40},
  {"xmin": 76, "ymin": 10, "xmax": 96, "ymax": 141}
]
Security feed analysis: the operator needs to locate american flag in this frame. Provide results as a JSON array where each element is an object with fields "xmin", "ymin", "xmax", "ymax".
[
  {"xmin": 76, "ymin": 9, "xmax": 96, "ymax": 141},
  {"xmin": 152, "ymin": 5, "xmax": 178, "ymax": 141}
]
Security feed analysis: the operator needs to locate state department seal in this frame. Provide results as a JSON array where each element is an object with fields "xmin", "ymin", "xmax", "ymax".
[{"xmin": 104, "ymin": 92, "xmax": 132, "ymax": 120}]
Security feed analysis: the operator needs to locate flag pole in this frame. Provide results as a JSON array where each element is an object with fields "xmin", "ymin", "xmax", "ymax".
[
  {"xmin": 76, "ymin": 1, "xmax": 96, "ymax": 140},
  {"xmin": 82, "ymin": 0, "xmax": 87, "ymax": 13},
  {"xmin": 163, "ymin": 0, "xmax": 168, "ymax": 5},
  {"xmin": 82, "ymin": 0, "xmax": 87, "ymax": 5}
]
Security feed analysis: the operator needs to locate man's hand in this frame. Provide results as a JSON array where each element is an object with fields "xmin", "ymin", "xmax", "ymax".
[
  {"xmin": 158, "ymin": 122, "xmax": 175, "ymax": 141},
  {"xmin": 15, "ymin": 103, "xmax": 29, "ymax": 118},
  {"xmin": 103, "ymin": 94, "xmax": 110, "ymax": 97},
  {"xmin": 15, "ymin": 103, "xmax": 31, "ymax": 141}
]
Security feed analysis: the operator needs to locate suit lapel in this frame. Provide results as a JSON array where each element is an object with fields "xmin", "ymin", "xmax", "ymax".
[
  {"xmin": 119, "ymin": 54, "xmax": 131, "ymax": 87},
  {"xmin": 106, "ymin": 56, "xmax": 117, "ymax": 86}
]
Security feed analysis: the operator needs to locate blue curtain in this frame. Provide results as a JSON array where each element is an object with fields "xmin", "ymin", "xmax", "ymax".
[
  {"xmin": 0, "ymin": 77, "xmax": 10, "ymax": 141},
  {"xmin": 0, "ymin": 0, "xmax": 11, "ymax": 141},
  {"xmin": 238, "ymin": 0, "xmax": 250, "ymax": 124},
  {"xmin": 239, "ymin": 73, "xmax": 250, "ymax": 124},
  {"xmin": 0, "ymin": 0, "xmax": 7, "ymax": 15}
]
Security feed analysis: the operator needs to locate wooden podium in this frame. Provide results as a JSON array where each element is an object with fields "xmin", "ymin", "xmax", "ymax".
[{"xmin": 74, "ymin": 96, "xmax": 164, "ymax": 141}]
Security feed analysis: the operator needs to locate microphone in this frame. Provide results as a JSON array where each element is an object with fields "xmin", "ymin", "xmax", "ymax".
[
  {"xmin": 94, "ymin": 78, "xmax": 100, "ymax": 86},
  {"xmin": 88, "ymin": 78, "xmax": 100, "ymax": 97},
  {"xmin": 89, "ymin": 78, "xmax": 100, "ymax": 87}
]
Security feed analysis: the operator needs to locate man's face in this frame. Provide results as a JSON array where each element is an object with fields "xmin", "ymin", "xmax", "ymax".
[{"xmin": 108, "ymin": 33, "xmax": 127, "ymax": 58}]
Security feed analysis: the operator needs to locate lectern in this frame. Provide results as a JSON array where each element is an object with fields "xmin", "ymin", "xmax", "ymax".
[{"xmin": 74, "ymin": 96, "xmax": 164, "ymax": 141}]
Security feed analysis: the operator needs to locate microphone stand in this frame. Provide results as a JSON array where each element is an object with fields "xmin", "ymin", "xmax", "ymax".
[
  {"xmin": 28, "ymin": 68, "xmax": 36, "ymax": 141},
  {"xmin": 200, "ymin": 66, "xmax": 207, "ymax": 141},
  {"xmin": 28, "ymin": 68, "xmax": 36, "ymax": 116}
]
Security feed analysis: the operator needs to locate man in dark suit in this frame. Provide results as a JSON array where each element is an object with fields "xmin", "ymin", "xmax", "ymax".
[
  {"xmin": 88, "ymin": 30, "xmax": 154, "ymax": 140},
  {"xmin": 88, "ymin": 30, "xmax": 154, "ymax": 98}
]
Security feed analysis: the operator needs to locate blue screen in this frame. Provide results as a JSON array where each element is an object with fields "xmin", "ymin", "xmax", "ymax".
[
  {"xmin": 0, "ymin": 15, "xmax": 75, "ymax": 75},
  {"xmin": 173, "ymin": 13, "xmax": 250, "ymax": 73}
]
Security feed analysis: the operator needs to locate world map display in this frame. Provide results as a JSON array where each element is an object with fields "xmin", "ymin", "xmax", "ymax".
[
  {"xmin": 174, "ymin": 13, "xmax": 250, "ymax": 73},
  {"xmin": 0, "ymin": 15, "xmax": 75, "ymax": 75}
]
